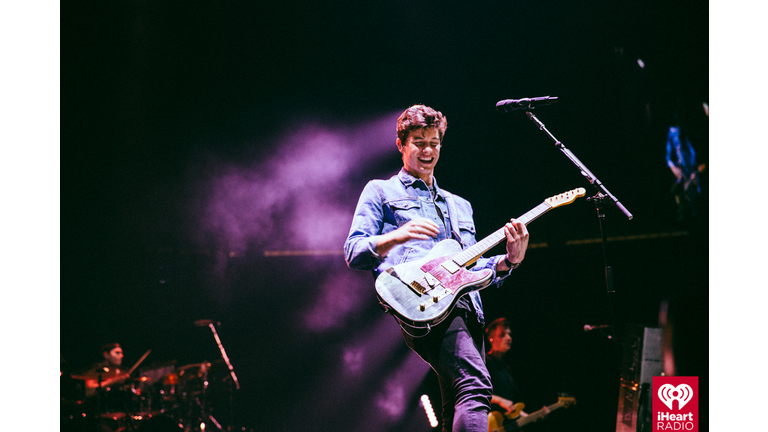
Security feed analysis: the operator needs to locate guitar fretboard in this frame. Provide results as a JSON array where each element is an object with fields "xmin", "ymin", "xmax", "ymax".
[
  {"xmin": 516, "ymin": 401, "xmax": 563, "ymax": 427},
  {"xmin": 453, "ymin": 201, "xmax": 552, "ymax": 267}
]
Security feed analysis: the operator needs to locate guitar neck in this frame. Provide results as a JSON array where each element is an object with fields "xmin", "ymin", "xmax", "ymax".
[
  {"xmin": 454, "ymin": 201, "xmax": 552, "ymax": 267},
  {"xmin": 516, "ymin": 401, "xmax": 564, "ymax": 427}
]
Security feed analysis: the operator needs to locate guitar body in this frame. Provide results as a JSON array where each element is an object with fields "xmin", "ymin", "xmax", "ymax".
[
  {"xmin": 488, "ymin": 412, "xmax": 513, "ymax": 432},
  {"xmin": 488, "ymin": 403, "xmax": 525, "ymax": 432},
  {"xmin": 375, "ymin": 239, "xmax": 492, "ymax": 330},
  {"xmin": 489, "ymin": 396, "xmax": 577, "ymax": 432}
]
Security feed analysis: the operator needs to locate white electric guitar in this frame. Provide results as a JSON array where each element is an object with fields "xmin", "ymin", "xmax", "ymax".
[{"xmin": 375, "ymin": 188, "xmax": 586, "ymax": 334}]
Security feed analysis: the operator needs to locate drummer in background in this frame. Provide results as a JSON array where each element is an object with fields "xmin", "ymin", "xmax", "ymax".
[{"xmin": 81, "ymin": 343, "xmax": 131, "ymax": 396}]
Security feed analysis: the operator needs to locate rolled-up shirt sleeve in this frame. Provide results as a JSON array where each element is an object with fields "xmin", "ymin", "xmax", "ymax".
[
  {"xmin": 344, "ymin": 182, "xmax": 385, "ymax": 270},
  {"xmin": 472, "ymin": 254, "xmax": 512, "ymax": 288}
]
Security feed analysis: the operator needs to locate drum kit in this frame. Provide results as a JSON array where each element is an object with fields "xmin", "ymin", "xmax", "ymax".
[
  {"xmin": 62, "ymin": 358, "xmax": 233, "ymax": 432},
  {"xmin": 61, "ymin": 320, "xmax": 240, "ymax": 432}
]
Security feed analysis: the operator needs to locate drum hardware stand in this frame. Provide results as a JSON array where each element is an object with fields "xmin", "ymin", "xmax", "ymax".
[
  {"xmin": 95, "ymin": 373, "xmax": 140, "ymax": 432},
  {"xmin": 198, "ymin": 320, "xmax": 240, "ymax": 431},
  {"xmin": 204, "ymin": 322, "xmax": 240, "ymax": 390},
  {"xmin": 207, "ymin": 415, "xmax": 224, "ymax": 431},
  {"xmin": 521, "ymin": 105, "xmax": 633, "ymax": 367},
  {"xmin": 96, "ymin": 373, "xmax": 104, "ymax": 432}
]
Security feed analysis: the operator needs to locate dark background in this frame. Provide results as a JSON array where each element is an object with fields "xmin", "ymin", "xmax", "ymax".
[{"xmin": 61, "ymin": 1, "xmax": 708, "ymax": 431}]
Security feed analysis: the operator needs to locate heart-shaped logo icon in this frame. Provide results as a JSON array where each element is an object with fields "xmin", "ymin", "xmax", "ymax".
[{"xmin": 657, "ymin": 383, "xmax": 694, "ymax": 409}]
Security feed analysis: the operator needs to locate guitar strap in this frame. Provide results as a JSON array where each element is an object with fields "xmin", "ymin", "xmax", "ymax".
[{"xmin": 442, "ymin": 191, "xmax": 465, "ymax": 249}]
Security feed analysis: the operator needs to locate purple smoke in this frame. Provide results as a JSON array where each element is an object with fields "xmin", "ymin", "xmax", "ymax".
[{"xmin": 192, "ymin": 113, "xmax": 400, "ymax": 255}]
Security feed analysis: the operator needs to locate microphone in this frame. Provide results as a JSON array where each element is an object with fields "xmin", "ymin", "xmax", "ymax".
[
  {"xmin": 194, "ymin": 319, "xmax": 220, "ymax": 327},
  {"xmin": 583, "ymin": 324, "xmax": 611, "ymax": 332},
  {"xmin": 496, "ymin": 96, "xmax": 558, "ymax": 112}
]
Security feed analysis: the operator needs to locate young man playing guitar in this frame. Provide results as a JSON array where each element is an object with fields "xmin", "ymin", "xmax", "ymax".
[{"xmin": 344, "ymin": 105, "xmax": 530, "ymax": 432}]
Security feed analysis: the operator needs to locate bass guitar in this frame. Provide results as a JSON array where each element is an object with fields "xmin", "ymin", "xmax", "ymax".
[
  {"xmin": 375, "ymin": 188, "xmax": 586, "ymax": 334},
  {"xmin": 488, "ymin": 395, "xmax": 577, "ymax": 432}
]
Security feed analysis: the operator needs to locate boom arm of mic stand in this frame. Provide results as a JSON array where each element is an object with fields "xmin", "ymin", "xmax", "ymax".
[
  {"xmin": 525, "ymin": 111, "xmax": 633, "ymax": 220},
  {"xmin": 207, "ymin": 323, "xmax": 241, "ymax": 390}
]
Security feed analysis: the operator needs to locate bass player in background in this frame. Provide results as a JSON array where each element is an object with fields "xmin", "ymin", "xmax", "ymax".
[
  {"xmin": 485, "ymin": 318, "xmax": 547, "ymax": 431},
  {"xmin": 344, "ymin": 104, "xmax": 530, "ymax": 432},
  {"xmin": 485, "ymin": 318, "xmax": 534, "ymax": 419}
]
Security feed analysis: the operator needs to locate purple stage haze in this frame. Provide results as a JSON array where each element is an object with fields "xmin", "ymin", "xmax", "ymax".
[{"xmin": 190, "ymin": 112, "xmax": 401, "ymax": 256}]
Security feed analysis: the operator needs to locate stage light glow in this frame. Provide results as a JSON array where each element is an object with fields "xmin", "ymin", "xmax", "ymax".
[
  {"xmin": 420, "ymin": 394, "xmax": 439, "ymax": 428},
  {"xmin": 637, "ymin": 58, "xmax": 645, "ymax": 68},
  {"xmin": 374, "ymin": 353, "xmax": 431, "ymax": 422}
]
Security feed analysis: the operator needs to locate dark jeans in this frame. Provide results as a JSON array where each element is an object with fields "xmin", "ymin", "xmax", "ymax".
[{"xmin": 404, "ymin": 306, "xmax": 492, "ymax": 432}]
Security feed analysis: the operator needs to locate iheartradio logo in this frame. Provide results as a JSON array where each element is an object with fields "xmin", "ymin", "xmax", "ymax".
[
  {"xmin": 652, "ymin": 376, "xmax": 698, "ymax": 431},
  {"xmin": 657, "ymin": 383, "xmax": 694, "ymax": 409}
]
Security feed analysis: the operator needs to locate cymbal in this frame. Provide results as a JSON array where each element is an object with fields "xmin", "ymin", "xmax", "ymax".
[
  {"xmin": 71, "ymin": 365, "xmax": 129, "ymax": 380},
  {"xmin": 176, "ymin": 362, "xmax": 211, "ymax": 371},
  {"xmin": 70, "ymin": 374, "xmax": 93, "ymax": 381},
  {"xmin": 70, "ymin": 372, "xmax": 138, "ymax": 382}
]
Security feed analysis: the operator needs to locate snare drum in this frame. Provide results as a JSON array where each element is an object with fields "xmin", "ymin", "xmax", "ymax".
[{"xmin": 134, "ymin": 415, "xmax": 184, "ymax": 432}]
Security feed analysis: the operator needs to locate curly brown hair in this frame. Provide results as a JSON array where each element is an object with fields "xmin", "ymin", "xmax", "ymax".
[{"xmin": 396, "ymin": 105, "xmax": 448, "ymax": 146}]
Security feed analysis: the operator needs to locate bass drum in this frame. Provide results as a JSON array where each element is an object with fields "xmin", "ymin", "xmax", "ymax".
[{"xmin": 134, "ymin": 415, "xmax": 183, "ymax": 432}]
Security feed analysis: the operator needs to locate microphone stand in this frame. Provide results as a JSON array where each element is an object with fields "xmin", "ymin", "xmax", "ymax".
[
  {"xmin": 523, "ymin": 109, "xmax": 632, "ymax": 365},
  {"xmin": 587, "ymin": 192, "xmax": 623, "ymax": 365},
  {"xmin": 525, "ymin": 110, "xmax": 633, "ymax": 221}
]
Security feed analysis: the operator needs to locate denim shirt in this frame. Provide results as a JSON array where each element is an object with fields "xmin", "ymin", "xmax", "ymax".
[{"xmin": 344, "ymin": 168, "xmax": 511, "ymax": 325}]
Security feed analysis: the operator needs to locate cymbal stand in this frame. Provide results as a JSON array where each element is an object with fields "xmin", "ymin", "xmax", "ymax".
[
  {"xmin": 96, "ymin": 374, "xmax": 103, "ymax": 432},
  {"xmin": 203, "ymin": 321, "xmax": 240, "ymax": 431},
  {"xmin": 204, "ymin": 322, "xmax": 240, "ymax": 390}
]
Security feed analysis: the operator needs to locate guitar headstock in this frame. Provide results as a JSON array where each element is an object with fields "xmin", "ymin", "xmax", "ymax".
[
  {"xmin": 545, "ymin": 188, "xmax": 586, "ymax": 208},
  {"xmin": 558, "ymin": 396, "xmax": 577, "ymax": 408}
]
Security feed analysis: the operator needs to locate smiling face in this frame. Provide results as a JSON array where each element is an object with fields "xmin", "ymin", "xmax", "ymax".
[{"xmin": 399, "ymin": 127, "xmax": 441, "ymax": 186}]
